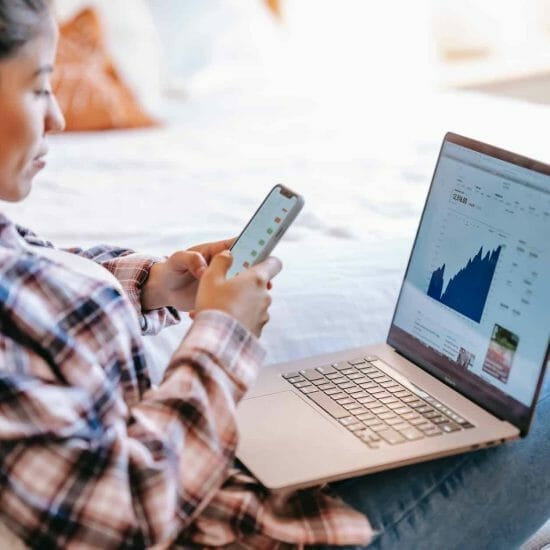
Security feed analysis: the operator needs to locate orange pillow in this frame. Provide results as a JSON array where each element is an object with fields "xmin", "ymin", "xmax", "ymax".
[
  {"xmin": 52, "ymin": 7, "xmax": 157, "ymax": 132},
  {"xmin": 265, "ymin": 0, "xmax": 282, "ymax": 18}
]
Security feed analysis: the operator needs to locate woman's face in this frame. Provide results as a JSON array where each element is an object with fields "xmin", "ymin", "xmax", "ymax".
[{"xmin": 0, "ymin": 14, "xmax": 65, "ymax": 202}]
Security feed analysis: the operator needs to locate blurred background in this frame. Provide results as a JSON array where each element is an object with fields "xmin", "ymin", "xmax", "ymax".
[{"xmin": 51, "ymin": 0, "xmax": 550, "ymax": 124}]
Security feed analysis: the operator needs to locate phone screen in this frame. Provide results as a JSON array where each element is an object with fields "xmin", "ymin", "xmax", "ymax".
[{"xmin": 227, "ymin": 186, "xmax": 300, "ymax": 278}]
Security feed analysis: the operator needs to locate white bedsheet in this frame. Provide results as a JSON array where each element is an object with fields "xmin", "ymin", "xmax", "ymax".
[{"xmin": 4, "ymin": 83, "xmax": 550, "ymax": 380}]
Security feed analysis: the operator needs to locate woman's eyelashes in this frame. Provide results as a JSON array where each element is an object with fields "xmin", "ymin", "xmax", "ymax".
[{"xmin": 34, "ymin": 89, "xmax": 51, "ymax": 98}]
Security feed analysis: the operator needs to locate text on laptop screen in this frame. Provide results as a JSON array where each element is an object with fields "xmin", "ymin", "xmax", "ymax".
[{"xmin": 388, "ymin": 137, "xmax": 550, "ymax": 429}]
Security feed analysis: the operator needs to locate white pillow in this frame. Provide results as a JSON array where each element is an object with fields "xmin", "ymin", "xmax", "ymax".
[{"xmin": 53, "ymin": 0, "xmax": 164, "ymax": 114}]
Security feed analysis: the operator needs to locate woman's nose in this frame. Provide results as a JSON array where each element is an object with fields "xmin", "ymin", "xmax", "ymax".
[{"xmin": 45, "ymin": 93, "xmax": 66, "ymax": 135}]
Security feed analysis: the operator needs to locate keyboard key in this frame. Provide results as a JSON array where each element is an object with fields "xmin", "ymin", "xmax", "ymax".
[
  {"xmin": 417, "ymin": 405, "xmax": 434, "ymax": 414},
  {"xmin": 347, "ymin": 373, "xmax": 365, "ymax": 380},
  {"xmin": 312, "ymin": 378, "xmax": 329, "ymax": 386},
  {"xmin": 378, "ymin": 412, "xmax": 397, "ymax": 420},
  {"xmin": 365, "ymin": 355, "xmax": 378, "ymax": 362},
  {"xmin": 385, "ymin": 417, "xmax": 405, "ymax": 426},
  {"xmin": 331, "ymin": 377, "xmax": 347, "ymax": 385},
  {"xmin": 340, "ymin": 368, "xmax": 358, "ymax": 375},
  {"xmin": 300, "ymin": 369, "xmax": 324, "ymax": 381},
  {"xmin": 332, "ymin": 362, "xmax": 352, "ymax": 371},
  {"xmin": 317, "ymin": 365, "xmax": 338, "ymax": 376},
  {"xmin": 318, "ymin": 383, "xmax": 336, "ymax": 391},
  {"xmin": 348, "ymin": 390, "xmax": 369, "ymax": 399},
  {"xmin": 349, "ymin": 358, "xmax": 368, "ymax": 366},
  {"xmin": 356, "ymin": 428, "xmax": 381, "ymax": 443},
  {"xmin": 395, "ymin": 390, "xmax": 412, "ymax": 398},
  {"xmin": 300, "ymin": 387, "xmax": 319, "ymax": 395},
  {"xmin": 379, "ymin": 396, "xmax": 399, "ymax": 405},
  {"xmin": 287, "ymin": 376, "xmax": 305, "ymax": 384},
  {"xmin": 364, "ymin": 418, "xmax": 384, "ymax": 427},
  {"xmin": 387, "ymin": 385, "xmax": 406, "ymax": 393},
  {"xmin": 393, "ymin": 406, "xmax": 411, "ymax": 415},
  {"xmin": 371, "ymin": 391, "xmax": 391, "ymax": 399},
  {"xmin": 338, "ymin": 382, "xmax": 356, "ymax": 390},
  {"xmin": 391, "ymin": 421, "xmax": 410, "ymax": 431},
  {"xmin": 423, "ymin": 411, "xmax": 441, "ymax": 419},
  {"xmin": 324, "ymin": 388, "xmax": 340, "ymax": 396},
  {"xmin": 343, "ymin": 386, "xmax": 361, "ymax": 394},
  {"xmin": 360, "ymin": 382, "xmax": 380, "ymax": 391},
  {"xmin": 308, "ymin": 392, "xmax": 349, "ymax": 419},
  {"xmin": 378, "ymin": 429, "xmax": 405, "ymax": 444},
  {"xmin": 339, "ymin": 416, "xmax": 358, "ymax": 426},
  {"xmin": 282, "ymin": 371, "xmax": 301, "ymax": 379},
  {"xmin": 418, "ymin": 422, "xmax": 437, "ymax": 432},
  {"xmin": 337, "ymin": 397, "xmax": 355, "ymax": 405},
  {"xmin": 295, "ymin": 381, "xmax": 313, "ymax": 389},
  {"xmin": 402, "ymin": 412, "xmax": 420, "ymax": 420},
  {"xmin": 401, "ymin": 395, "xmax": 418, "ymax": 404},
  {"xmin": 343, "ymin": 402, "xmax": 361, "ymax": 410},
  {"xmin": 325, "ymin": 373, "xmax": 343, "ymax": 380},
  {"xmin": 332, "ymin": 392, "xmax": 349, "ymax": 400},
  {"xmin": 423, "ymin": 426, "xmax": 443, "ymax": 436},
  {"xmin": 357, "ymin": 396, "xmax": 377, "ymax": 405},
  {"xmin": 399, "ymin": 427, "xmax": 424, "ymax": 441},
  {"xmin": 360, "ymin": 367, "xmax": 381, "ymax": 376},
  {"xmin": 348, "ymin": 422, "xmax": 367, "ymax": 432},
  {"xmin": 356, "ymin": 412, "xmax": 376, "ymax": 421},
  {"xmin": 370, "ymin": 406, "xmax": 389, "ymax": 415},
  {"xmin": 350, "ymin": 406, "xmax": 368, "ymax": 416},
  {"xmin": 409, "ymin": 417, "xmax": 427, "ymax": 426},
  {"xmin": 440, "ymin": 422, "xmax": 461, "ymax": 433},
  {"xmin": 371, "ymin": 423, "xmax": 390, "ymax": 432}
]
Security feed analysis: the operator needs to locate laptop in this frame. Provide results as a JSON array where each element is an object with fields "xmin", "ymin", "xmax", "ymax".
[{"xmin": 236, "ymin": 132, "xmax": 550, "ymax": 492}]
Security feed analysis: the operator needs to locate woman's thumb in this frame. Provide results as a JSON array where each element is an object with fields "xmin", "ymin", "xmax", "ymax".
[{"xmin": 206, "ymin": 250, "xmax": 233, "ymax": 280}]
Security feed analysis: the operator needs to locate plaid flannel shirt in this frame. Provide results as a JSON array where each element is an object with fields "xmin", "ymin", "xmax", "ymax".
[{"xmin": 0, "ymin": 213, "xmax": 372, "ymax": 548}]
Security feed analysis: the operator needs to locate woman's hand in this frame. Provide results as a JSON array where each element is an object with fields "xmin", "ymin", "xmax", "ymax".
[
  {"xmin": 141, "ymin": 238, "xmax": 235, "ymax": 312},
  {"xmin": 193, "ymin": 251, "xmax": 282, "ymax": 337}
]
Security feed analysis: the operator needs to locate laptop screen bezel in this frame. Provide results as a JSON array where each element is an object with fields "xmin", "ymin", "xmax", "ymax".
[{"xmin": 387, "ymin": 132, "xmax": 550, "ymax": 436}]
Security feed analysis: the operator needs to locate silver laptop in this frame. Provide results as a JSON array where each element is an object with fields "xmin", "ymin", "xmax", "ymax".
[{"xmin": 236, "ymin": 132, "xmax": 550, "ymax": 492}]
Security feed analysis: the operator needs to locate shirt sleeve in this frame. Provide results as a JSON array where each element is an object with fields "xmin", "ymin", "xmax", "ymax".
[
  {"xmin": 15, "ymin": 224, "xmax": 180, "ymax": 335},
  {"xmin": 0, "ymin": 249, "xmax": 265, "ymax": 547}
]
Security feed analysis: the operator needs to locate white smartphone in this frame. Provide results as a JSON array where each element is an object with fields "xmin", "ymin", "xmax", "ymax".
[{"xmin": 227, "ymin": 184, "xmax": 305, "ymax": 278}]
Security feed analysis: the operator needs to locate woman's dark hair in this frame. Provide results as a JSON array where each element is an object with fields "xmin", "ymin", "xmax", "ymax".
[{"xmin": 0, "ymin": 0, "xmax": 50, "ymax": 60}]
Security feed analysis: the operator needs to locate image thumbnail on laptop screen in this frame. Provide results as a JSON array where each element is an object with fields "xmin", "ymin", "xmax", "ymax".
[{"xmin": 388, "ymin": 133, "xmax": 550, "ymax": 434}]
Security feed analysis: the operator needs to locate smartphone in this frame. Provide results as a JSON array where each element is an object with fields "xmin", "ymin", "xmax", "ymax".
[{"xmin": 227, "ymin": 184, "xmax": 305, "ymax": 278}]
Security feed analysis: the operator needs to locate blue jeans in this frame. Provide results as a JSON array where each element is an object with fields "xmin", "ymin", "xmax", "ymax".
[{"xmin": 325, "ymin": 373, "xmax": 550, "ymax": 550}]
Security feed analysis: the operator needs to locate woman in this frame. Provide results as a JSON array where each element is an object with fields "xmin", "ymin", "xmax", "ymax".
[
  {"xmin": 0, "ymin": 2, "xmax": 549, "ymax": 549},
  {"xmin": 0, "ymin": 1, "xmax": 375, "ymax": 547}
]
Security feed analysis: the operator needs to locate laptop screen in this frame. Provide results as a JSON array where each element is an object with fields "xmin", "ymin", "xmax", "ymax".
[{"xmin": 387, "ymin": 133, "xmax": 550, "ymax": 434}]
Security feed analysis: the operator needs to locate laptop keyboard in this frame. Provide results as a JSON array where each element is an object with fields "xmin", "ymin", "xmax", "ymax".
[{"xmin": 282, "ymin": 356, "xmax": 475, "ymax": 449}]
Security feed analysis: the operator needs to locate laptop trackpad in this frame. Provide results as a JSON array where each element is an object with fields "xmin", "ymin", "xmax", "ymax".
[{"xmin": 236, "ymin": 391, "xmax": 364, "ymax": 490}]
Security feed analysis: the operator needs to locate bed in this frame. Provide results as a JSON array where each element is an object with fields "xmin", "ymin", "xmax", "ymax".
[{"xmin": 2, "ymin": 70, "xmax": 549, "ymax": 547}]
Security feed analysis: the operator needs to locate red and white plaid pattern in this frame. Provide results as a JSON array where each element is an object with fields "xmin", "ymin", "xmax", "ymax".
[{"xmin": 0, "ymin": 213, "xmax": 372, "ymax": 548}]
